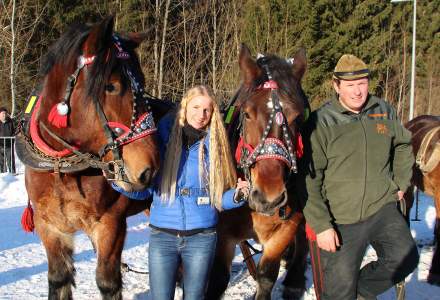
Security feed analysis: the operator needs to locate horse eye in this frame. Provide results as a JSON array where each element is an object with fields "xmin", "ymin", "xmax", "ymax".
[
  {"xmin": 105, "ymin": 84, "xmax": 115, "ymax": 92},
  {"xmin": 105, "ymin": 82, "xmax": 121, "ymax": 95},
  {"xmin": 244, "ymin": 112, "xmax": 250, "ymax": 119}
]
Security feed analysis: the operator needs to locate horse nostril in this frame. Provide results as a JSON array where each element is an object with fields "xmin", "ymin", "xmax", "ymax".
[
  {"xmin": 251, "ymin": 189, "xmax": 258, "ymax": 200},
  {"xmin": 139, "ymin": 168, "xmax": 152, "ymax": 185}
]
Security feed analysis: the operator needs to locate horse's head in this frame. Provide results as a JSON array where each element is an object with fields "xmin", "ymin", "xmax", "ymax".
[
  {"xmin": 35, "ymin": 17, "xmax": 159, "ymax": 191},
  {"xmin": 234, "ymin": 44, "xmax": 307, "ymax": 215}
]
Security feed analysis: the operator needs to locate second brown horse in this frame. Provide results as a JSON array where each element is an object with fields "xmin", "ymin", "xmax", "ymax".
[{"xmin": 206, "ymin": 45, "xmax": 309, "ymax": 300}]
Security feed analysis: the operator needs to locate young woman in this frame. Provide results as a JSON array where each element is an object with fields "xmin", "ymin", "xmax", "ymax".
[{"xmin": 113, "ymin": 85, "xmax": 248, "ymax": 299}]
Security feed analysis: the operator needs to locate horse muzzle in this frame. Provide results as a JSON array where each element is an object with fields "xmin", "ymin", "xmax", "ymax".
[
  {"xmin": 248, "ymin": 188, "xmax": 288, "ymax": 216},
  {"xmin": 105, "ymin": 159, "xmax": 156, "ymax": 192}
]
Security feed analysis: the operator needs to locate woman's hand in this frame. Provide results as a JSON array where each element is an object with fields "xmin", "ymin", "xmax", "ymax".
[{"xmin": 234, "ymin": 178, "xmax": 250, "ymax": 203}]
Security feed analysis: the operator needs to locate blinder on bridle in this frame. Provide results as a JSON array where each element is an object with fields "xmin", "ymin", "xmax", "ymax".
[
  {"xmin": 25, "ymin": 34, "xmax": 157, "ymax": 182},
  {"xmin": 237, "ymin": 56, "xmax": 298, "ymax": 186}
]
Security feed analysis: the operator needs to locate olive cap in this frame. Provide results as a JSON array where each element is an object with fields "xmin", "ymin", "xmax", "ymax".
[{"xmin": 333, "ymin": 54, "xmax": 369, "ymax": 80}]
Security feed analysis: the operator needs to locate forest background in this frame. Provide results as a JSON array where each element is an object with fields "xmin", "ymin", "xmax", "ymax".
[{"xmin": 0, "ymin": 0, "xmax": 439, "ymax": 121}]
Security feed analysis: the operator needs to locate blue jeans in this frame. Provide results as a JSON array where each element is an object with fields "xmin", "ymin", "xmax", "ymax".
[{"xmin": 148, "ymin": 228, "xmax": 217, "ymax": 300}]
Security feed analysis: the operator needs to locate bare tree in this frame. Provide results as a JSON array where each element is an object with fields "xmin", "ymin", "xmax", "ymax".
[
  {"xmin": 157, "ymin": 0, "xmax": 171, "ymax": 98},
  {"xmin": 211, "ymin": 0, "xmax": 217, "ymax": 94},
  {"xmin": 9, "ymin": 0, "xmax": 16, "ymax": 116},
  {"xmin": 153, "ymin": 0, "xmax": 160, "ymax": 97}
]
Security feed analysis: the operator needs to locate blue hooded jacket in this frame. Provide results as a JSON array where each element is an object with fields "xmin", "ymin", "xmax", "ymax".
[{"xmin": 113, "ymin": 113, "xmax": 243, "ymax": 230}]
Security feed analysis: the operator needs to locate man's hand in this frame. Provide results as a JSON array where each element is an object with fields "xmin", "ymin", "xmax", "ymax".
[
  {"xmin": 397, "ymin": 190, "xmax": 405, "ymax": 201},
  {"xmin": 317, "ymin": 228, "xmax": 340, "ymax": 252}
]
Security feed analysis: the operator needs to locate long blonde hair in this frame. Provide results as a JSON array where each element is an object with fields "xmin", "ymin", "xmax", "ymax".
[{"xmin": 160, "ymin": 85, "xmax": 237, "ymax": 210}]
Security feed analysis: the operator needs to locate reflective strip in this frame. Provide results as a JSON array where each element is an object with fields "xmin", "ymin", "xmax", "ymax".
[
  {"xmin": 225, "ymin": 106, "xmax": 235, "ymax": 124},
  {"xmin": 25, "ymin": 96, "xmax": 38, "ymax": 114}
]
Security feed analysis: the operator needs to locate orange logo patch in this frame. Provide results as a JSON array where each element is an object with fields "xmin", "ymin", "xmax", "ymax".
[
  {"xmin": 368, "ymin": 113, "xmax": 387, "ymax": 118},
  {"xmin": 376, "ymin": 123, "xmax": 388, "ymax": 135}
]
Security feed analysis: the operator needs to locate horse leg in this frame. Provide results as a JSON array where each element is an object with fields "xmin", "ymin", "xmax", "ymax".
[
  {"xmin": 205, "ymin": 237, "xmax": 236, "ymax": 300},
  {"xmin": 282, "ymin": 223, "xmax": 307, "ymax": 299},
  {"xmin": 37, "ymin": 223, "xmax": 75, "ymax": 300},
  {"xmin": 255, "ymin": 249, "xmax": 281, "ymax": 300},
  {"xmin": 428, "ymin": 191, "xmax": 440, "ymax": 286},
  {"xmin": 93, "ymin": 213, "xmax": 127, "ymax": 300}
]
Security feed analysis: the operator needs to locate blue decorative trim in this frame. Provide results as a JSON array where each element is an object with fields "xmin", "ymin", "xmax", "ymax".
[{"xmin": 111, "ymin": 182, "xmax": 150, "ymax": 200}]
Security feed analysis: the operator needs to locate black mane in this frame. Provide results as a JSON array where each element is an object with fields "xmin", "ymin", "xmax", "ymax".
[
  {"xmin": 257, "ymin": 55, "xmax": 303, "ymax": 103},
  {"xmin": 40, "ymin": 22, "xmax": 145, "ymax": 102},
  {"xmin": 40, "ymin": 23, "xmax": 91, "ymax": 76},
  {"xmin": 234, "ymin": 54, "xmax": 308, "ymax": 112}
]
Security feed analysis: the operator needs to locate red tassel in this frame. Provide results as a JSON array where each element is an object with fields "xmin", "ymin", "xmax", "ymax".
[
  {"xmin": 48, "ymin": 104, "xmax": 68, "ymax": 128},
  {"xmin": 21, "ymin": 200, "xmax": 35, "ymax": 233}
]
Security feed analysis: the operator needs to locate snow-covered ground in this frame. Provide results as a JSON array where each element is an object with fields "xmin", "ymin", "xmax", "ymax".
[{"xmin": 0, "ymin": 164, "xmax": 439, "ymax": 299}]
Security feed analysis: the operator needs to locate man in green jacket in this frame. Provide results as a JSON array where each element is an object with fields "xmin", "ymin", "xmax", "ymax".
[{"xmin": 304, "ymin": 54, "xmax": 419, "ymax": 300}]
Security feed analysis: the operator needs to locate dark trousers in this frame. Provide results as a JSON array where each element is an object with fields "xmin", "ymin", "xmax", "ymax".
[
  {"xmin": 0, "ymin": 144, "xmax": 15, "ymax": 173},
  {"xmin": 314, "ymin": 202, "xmax": 419, "ymax": 300}
]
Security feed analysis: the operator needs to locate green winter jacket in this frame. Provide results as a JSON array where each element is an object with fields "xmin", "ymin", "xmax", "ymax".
[{"xmin": 303, "ymin": 95, "xmax": 414, "ymax": 234}]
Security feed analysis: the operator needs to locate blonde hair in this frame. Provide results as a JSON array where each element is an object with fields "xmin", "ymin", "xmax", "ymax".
[{"xmin": 160, "ymin": 85, "xmax": 237, "ymax": 210}]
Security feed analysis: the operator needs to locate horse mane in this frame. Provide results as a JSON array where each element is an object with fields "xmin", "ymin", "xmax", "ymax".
[
  {"xmin": 39, "ymin": 22, "xmax": 145, "ymax": 102},
  {"xmin": 40, "ymin": 23, "xmax": 91, "ymax": 76},
  {"xmin": 236, "ymin": 54, "xmax": 307, "ymax": 110}
]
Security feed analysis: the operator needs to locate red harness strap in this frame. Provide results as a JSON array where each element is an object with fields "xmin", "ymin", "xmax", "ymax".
[
  {"xmin": 306, "ymin": 223, "xmax": 324, "ymax": 300},
  {"xmin": 296, "ymin": 133, "xmax": 304, "ymax": 158},
  {"xmin": 235, "ymin": 138, "xmax": 254, "ymax": 163},
  {"xmin": 109, "ymin": 112, "xmax": 157, "ymax": 146},
  {"xmin": 30, "ymin": 96, "xmax": 77, "ymax": 157}
]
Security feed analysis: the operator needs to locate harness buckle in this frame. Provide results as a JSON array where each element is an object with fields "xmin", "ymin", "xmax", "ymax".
[{"xmin": 104, "ymin": 160, "xmax": 125, "ymax": 181}]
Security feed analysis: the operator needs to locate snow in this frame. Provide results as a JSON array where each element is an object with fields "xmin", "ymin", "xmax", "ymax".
[{"xmin": 0, "ymin": 166, "xmax": 439, "ymax": 299}]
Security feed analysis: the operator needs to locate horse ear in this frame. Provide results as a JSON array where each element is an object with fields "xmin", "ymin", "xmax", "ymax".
[
  {"xmin": 83, "ymin": 17, "xmax": 114, "ymax": 55},
  {"xmin": 127, "ymin": 32, "xmax": 149, "ymax": 47},
  {"xmin": 291, "ymin": 47, "xmax": 307, "ymax": 81},
  {"xmin": 239, "ymin": 43, "xmax": 261, "ymax": 87}
]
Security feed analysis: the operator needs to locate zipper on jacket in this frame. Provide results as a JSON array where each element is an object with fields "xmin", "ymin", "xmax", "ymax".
[
  {"xmin": 359, "ymin": 114, "xmax": 367, "ymax": 221},
  {"xmin": 180, "ymin": 146, "xmax": 190, "ymax": 231}
]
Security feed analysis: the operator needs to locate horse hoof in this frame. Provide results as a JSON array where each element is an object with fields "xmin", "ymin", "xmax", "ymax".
[
  {"xmin": 282, "ymin": 286, "xmax": 305, "ymax": 300},
  {"xmin": 427, "ymin": 273, "xmax": 440, "ymax": 286}
]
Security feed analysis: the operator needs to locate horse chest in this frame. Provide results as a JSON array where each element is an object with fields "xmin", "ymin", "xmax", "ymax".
[
  {"xmin": 423, "ymin": 166, "xmax": 440, "ymax": 197},
  {"xmin": 251, "ymin": 213, "xmax": 283, "ymax": 242}
]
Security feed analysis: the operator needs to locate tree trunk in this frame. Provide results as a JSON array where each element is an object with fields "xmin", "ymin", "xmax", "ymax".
[
  {"xmin": 233, "ymin": 1, "xmax": 240, "ymax": 58},
  {"xmin": 397, "ymin": 29, "xmax": 407, "ymax": 120},
  {"xmin": 211, "ymin": 0, "xmax": 217, "ymax": 94},
  {"xmin": 153, "ymin": 0, "xmax": 160, "ymax": 97},
  {"xmin": 428, "ymin": 73, "xmax": 433, "ymax": 115},
  {"xmin": 9, "ymin": 0, "xmax": 16, "ymax": 117},
  {"xmin": 158, "ymin": 0, "xmax": 171, "ymax": 99},
  {"xmin": 183, "ymin": 0, "xmax": 187, "ymax": 92}
]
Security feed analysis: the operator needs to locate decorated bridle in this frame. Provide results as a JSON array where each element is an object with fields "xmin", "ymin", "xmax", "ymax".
[
  {"xmin": 232, "ymin": 56, "xmax": 302, "ymax": 188},
  {"xmin": 26, "ymin": 34, "xmax": 156, "ymax": 181}
]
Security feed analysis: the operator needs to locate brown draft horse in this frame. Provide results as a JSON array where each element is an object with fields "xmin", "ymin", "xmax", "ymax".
[
  {"xmin": 404, "ymin": 115, "xmax": 440, "ymax": 286},
  {"xmin": 207, "ymin": 45, "xmax": 308, "ymax": 300},
  {"xmin": 17, "ymin": 18, "xmax": 160, "ymax": 299}
]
